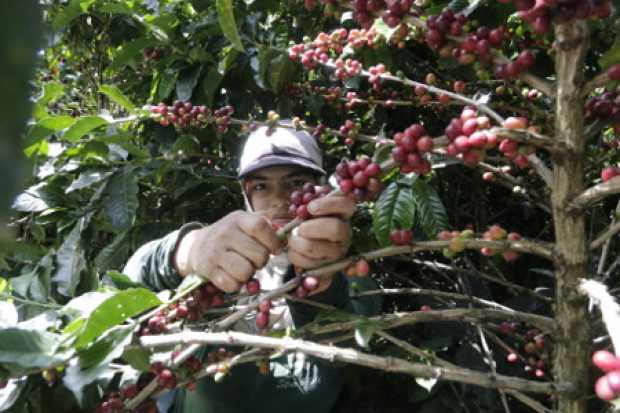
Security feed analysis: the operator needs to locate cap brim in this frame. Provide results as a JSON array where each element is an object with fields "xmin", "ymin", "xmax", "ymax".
[{"xmin": 238, "ymin": 155, "xmax": 326, "ymax": 179}]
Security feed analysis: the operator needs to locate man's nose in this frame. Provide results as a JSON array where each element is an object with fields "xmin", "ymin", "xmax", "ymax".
[{"xmin": 272, "ymin": 185, "xmax": 291, "ymax": 207}]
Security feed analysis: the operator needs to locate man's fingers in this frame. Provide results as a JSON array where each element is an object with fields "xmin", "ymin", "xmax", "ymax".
[
  {"xmin": 288, "ymin": 249, "xmax": 326, "ymax": 270},
  {"xmin": 209, "ymin": 266, "xmax": 241, "ymax": 293},
  {"xmin": 296, "ymin": 218, "xmax": 352, "ymax": 243},
  {"xmin": 237, "ymin": 213, "xmax": 283, "ymax": 253},
  {"xmin": 227, "ymin": 232, "xmax": 270, "ymax": 269},
  {"xmin": 288, "ymin": 235, "xmax": 345, "ymax": 261},
  {"xmin": 307, "ymin": 194, "xmax": 356, "ymax": 219},
  {"xmin": 221, "ymin": 251, "xmax": 255, "ymax": 283}
]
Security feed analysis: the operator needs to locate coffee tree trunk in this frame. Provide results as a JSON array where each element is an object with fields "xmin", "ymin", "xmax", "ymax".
[{"xmin": 552, "ymin": 20, "xmax": 591, "ymax": 413}]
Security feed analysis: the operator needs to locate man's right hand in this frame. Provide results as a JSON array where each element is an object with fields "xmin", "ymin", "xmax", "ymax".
[{"xmin": 174, "ymin": 211, "xmax": 283, "ymax": 293}]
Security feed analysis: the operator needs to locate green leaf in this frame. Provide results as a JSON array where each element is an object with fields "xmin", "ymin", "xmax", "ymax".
[
  {"xmin": 34, "ymin": 82, "xmax": 64, "ymax": 119},
  {"xmin": 218, "ymin": 46, "xmax": 240, "ymax": 75},
  {"xmin": 99, "ymin": 85, "xmax": 136, "ymax": 111},
  {"xmin": 37, "ymin": 81, "xmax": 65, "ymax": 105},
  {"xmin": 52, "ymin": 0, "xmax": 95, "ymax": 30},
  {"xmin": 63, "ymin": 116, "xmax": 109, "ymax": 142},
  {"xmin": 103, "ymin": 167, "xmax": 139, "ymax": 230},
  {"xmin": 0, "ymin": 328, "xmax": 68, "ymax": 368},
  {"xmin": 11, "ymin": 183, "xmax": 50, "ymax": 212},
  {"xmin": 94, "ymin": 233, "xmax": 129, "ymax": 272},
  {"xmin": 61, "ymin": 291, "xmax": 114, "ymax": 319},
  {"xmin": 372, "ymin": 182, "xmax": 416, "ymax": 247},
  {"xmin": 354, "ymin": 320, "xmax": 379, "ymax": 349},
  {"xmin": 413, "ymin": 179, "xmax": 449, "ymax": 239},
  {"xmin": 63, "ymin": 354, "xmax": 118, "ymax": 406},
  {"xmin": 53, "ymin": 216, "xmax": 89, "ymax": 296},
  {"xmin": 176, "ymin": 66, "xmax": 203, "ymax": 102},
  {"xmin": 26, "ymin": 116, "xmax": 77, "ymax": 142},
  {"xmin": 269, "ymin": 53, "xmax": 295, "ymax": 93},
  {"xmin": 65, "ymin": 171, "xmax": 112, "ymax": 193},
  {"xmin": 600, "ymin": 35, "xmax": 620, "ymax": 70},
  {"xmin": 110, "ymin": 37, "xmax": 158, "ymax": 70},
  {"xmin": 158, "ymin": 69, "xmax": 179, "ymax": 100},
  {"xmin": 98, "ymin": 2, "xmax": 133, "ymax": 14},
  {"xmin": 122, "ymin": 346, "xmax": 152, "ymax": 371},
  {"xmin": 104, "ymin": 270, "xmax": 143, "ymax": 290},
  {"xmin": 74, "ymin": 288, "xmax": 161, "ymax": 348},
  {"xmin": 78, "ymin": 325, "xmax": 134, "ymax": 369},
  {"xmin": 202, "ymin": 66, "xmax": 223, "ymax": 106},
  {"xmin": 216, "ymin": 0, "xmax": 245, "ymax": 52}
]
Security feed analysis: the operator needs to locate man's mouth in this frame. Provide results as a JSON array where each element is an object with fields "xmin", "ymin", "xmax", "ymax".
[{"xmin": 270, "ymin": 214, "xmax": 292, "ymax": 226}]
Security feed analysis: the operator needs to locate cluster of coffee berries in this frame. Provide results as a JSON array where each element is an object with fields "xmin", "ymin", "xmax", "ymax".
[
  {"xmin": 96, "ymin": 383, "xmax": 157, "ymax": 413},
  {"xmin": 350, "ymin": 0, "xmax": 387, "ymax": 28},
  {"xmin": 493, "ymin": 48, "xmax": 536, "ymax": 79},
  {"xmin": 390, "ymin": 123, "xmax": 434, "ymax": 174},
  {"xmin": 602, "ymin": 166, "xmax": 620, "ymax": 182},
  {"xmin": 424, "ymin": 8, "xmax": 468, "ymax": 50},
  {"xmin": 347, "ymin": 28, "xmax": 381, "ymax": 49},
  {"xmin": 381, "ymin": 0, "xmax": 413, "ymax": 28},
  {"xmin": 497, "ymin": 0, "xmax": 612, "ymax": 35},
  {"xmin": 437, "ymin": 229, "xmax": 473, "ymax": 258},
  {"xmin": 213, "ymin": 105, "xmax": 234, "ymax": 133},
  {"xmin": 480, "ymin": 225, "xmax": 522, "ymax": 261},
  {"xmin": 140, "ymin": 280, "xmax": 260, "ymax": 335},
  {"xmin": 255, "ymin": 299, "xmax": 273, "ymax": 330},
  {"xmin": 338, "ymin": 119, "xmax": 361, "ymax": 145},
  {"xmin": 367, "ymin": 63, "xmax": 387, "ymax": 88},
  {"xmin": 453, "ymin": 25, "xmax": 506, "ymax": 65},
  {"xmin": 335, "ymin": 157, "xmax": 383, "ymax": 201},
  {"xmin": 334, "ymin": 58, "xmax": 363, "ymax": 80},
  {"xmin": 585, "ymin": 87, "xmax": 620, "ymax": 123},
  {"xmin": 444, "ymin": 108, "xmax": 495, "ymax": 167},
  {"xmin": 389, "ymin": 229, "xmax": 413, "ymax": 245},
  {"xmin": 0, "ymin": 380, "xmax": 6, "ymax": 389},
  {"xmin": 150, "ymin": 101, "xmax": 210, "ymax": 128},
  {"xmin": 593, "ymin": 350, "xmax": 620, "ymax": 401},
  {"xmin": 503, "ymin": 327, "xmax": 549, "ymax": 379},
  {"xmin": 150, "ymin": 362, "xmax": 178, "ymax": 390},
  {"xmin": 345, "ymin": 258, "xmax": 370, "ymax": 277},
  {"xmin": 498, "ymin": 117, "xmax": 535, "ymax": 169},
  {"xmin": 288, "ymin": 29, "xmax": 347, "ymax": 67},
  {"xmin": 289, "ymin": 183, "xmax": 332, "ymax": 219}
]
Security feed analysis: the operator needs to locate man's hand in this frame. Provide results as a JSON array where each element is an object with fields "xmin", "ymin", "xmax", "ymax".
[
  {"xmin": 287, "ymin": 193, "xmax": 356, "ymax": 293},
  {"xmin": 174, "ymin": 211, "xmax": 283, "ymax": 293}
]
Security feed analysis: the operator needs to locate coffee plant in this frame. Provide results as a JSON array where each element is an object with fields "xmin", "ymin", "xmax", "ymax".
[{"xmin": 2, "ymin": 0, "xmax": 620, "ymax": 412}]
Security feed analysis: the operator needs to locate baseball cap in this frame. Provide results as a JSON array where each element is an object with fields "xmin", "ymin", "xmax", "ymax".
[{"xmin": 238, "ymin": 124, "xmax": 326, "ymax": 179}]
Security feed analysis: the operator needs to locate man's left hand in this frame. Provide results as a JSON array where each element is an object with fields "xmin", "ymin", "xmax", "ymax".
[{"xmin": 287, "ymin": 193, "xmax": 356, "ymax": 294}]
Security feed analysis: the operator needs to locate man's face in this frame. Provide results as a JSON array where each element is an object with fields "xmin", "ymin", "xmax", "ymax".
[{"xmin": 243, "ymin": 165, "xmax": 318, "ymax": 227}]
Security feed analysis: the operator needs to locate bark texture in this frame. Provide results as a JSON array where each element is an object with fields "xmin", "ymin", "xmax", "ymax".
[{"xmin": 552, "ymin": 20, "xmax": 591, "ymax": 413}]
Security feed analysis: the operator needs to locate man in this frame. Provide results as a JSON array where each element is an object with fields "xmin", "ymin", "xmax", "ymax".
[{"xmin": 124, "ymin": 124, "xmax": 356, "ymax": 412}]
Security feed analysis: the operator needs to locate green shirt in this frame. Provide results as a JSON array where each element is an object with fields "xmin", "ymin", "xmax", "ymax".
[{"xmin": 123, "ymin": 224, "xmax": 352, "ymax": 413}]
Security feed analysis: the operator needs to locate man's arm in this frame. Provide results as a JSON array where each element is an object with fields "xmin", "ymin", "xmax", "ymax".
[{"xmin": 123, "ymin": 223, "xmax": 203, "ymax": 291}]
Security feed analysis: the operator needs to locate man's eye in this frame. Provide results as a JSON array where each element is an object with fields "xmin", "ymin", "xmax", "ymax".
[{"xmin": 253, "ymin": 183, "xmax": 266, "ymax": 191}]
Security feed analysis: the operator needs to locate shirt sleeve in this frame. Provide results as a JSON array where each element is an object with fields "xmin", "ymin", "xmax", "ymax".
[{"xmin": 123, "ymin": 222, "xmax": 203, "ymax": 292}]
